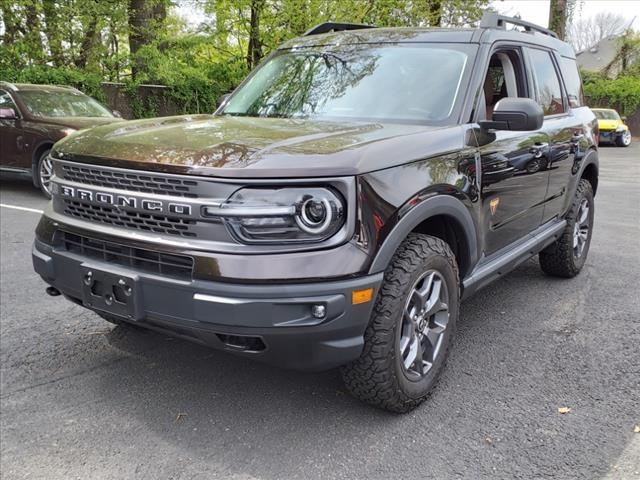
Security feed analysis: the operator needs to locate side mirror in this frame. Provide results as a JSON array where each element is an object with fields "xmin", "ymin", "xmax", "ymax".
[
  {"xmin": 217, "ymin": 93, "xmax": 231, "ymax": 108},
  {"xmin": 621, "ymin": 115, "xmax": 627, "ymax": 122},
  {"xmin": 112, "ymin": 110, "xmax": 123, "ymax": 118},
  {"xmin": 0, "ymin": 107, "xmax": 18, "ymax": 120},
  {"xmin": 479, "ymin": 98, "xmax": 544, "ymax": 131}
]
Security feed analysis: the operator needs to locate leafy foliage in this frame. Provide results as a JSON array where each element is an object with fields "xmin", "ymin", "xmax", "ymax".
[
  {"xmin": 583, "ymin": 74, "xmax": 640, "ymax": 116},
  {"xmin": 580, "ymin": 30, "xmax": 640, "ymax": 116},
  {"xmin": 1, "ymin": 0, "xmax": 488, "ymax": 118}
]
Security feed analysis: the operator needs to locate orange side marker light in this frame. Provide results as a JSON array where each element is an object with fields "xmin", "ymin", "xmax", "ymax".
[{"xmin": 352, "ymin": 288, "xmax": 374, "ymax": 305}]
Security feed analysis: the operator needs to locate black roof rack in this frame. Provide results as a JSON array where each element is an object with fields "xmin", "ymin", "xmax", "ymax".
[
  {"xmin": 304, "ymin": 22, "xmax": 376, "ymax": 36},
  {"xmin": 480, "ymin": 12, "xmax": 558, "ymax": 39}
]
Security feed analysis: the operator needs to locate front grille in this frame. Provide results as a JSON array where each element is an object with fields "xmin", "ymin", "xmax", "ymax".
[
  {"xmin": 61, "ymin": 231, "xmax": 194, "ymax": 279},
  {"xmin": 64, "ymin": 199, "xmax": 197, "ymax": 237},
  {"xmin": 61, "ymin": 164, "xmax": 199, "ymax": 198}
]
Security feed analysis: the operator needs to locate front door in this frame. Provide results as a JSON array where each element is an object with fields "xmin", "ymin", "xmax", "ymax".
[
  {"xmin": 474, "ymin": 48, "xmax": 551, "ymax": 256},
  {"xmin": 0, "ymin": 90, "xmax": 24, "ymax": 168}
]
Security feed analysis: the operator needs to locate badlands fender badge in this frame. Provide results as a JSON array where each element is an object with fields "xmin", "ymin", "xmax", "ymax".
[{"xmin": 490, "ymin": 197, "xmax": 500, "ymax": 216}]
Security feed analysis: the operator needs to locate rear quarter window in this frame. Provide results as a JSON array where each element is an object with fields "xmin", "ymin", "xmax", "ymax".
[{"xmin": 559, "ymin": 56, "xmax": 584, "ymax": 108}]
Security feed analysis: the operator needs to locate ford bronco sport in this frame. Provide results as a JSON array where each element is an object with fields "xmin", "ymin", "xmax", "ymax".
[{"xmin": 33, "ymin": 14, "xmax": 598, "ymax": 412}]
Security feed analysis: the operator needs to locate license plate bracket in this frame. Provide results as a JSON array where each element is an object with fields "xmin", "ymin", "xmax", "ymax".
[{"xmin": 80, "ymin": 265, "xmax": 142, "ymax": 321}]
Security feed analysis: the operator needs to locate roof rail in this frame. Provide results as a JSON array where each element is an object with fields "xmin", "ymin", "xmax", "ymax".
[
  {"xmin": 480, "ymin": 12, "xmax": 558, "ymax": 39},
  {"xmin": 304, "ymin": 22, "xmax": 376, "ymax": 36}
]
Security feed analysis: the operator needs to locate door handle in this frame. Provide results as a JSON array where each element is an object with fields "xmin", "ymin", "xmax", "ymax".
[{"xmin": 529, "ymin": 143, "xmax": 549, "ymax": 158}]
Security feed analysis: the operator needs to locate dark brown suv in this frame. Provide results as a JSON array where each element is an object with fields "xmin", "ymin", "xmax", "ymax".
[
  {"xmin": 33, "ymin": 15, "xmax": 599, "ymax": 412},
  {"xmin": 0, "ymin": 82, "xmax": 121, "ymax": 197}
]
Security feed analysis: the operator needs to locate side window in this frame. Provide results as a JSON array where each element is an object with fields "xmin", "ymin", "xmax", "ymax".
[
  {"xmin": 559, "ymin": 56, "xmax": 584, "ymax": 108},
  {"xmin": 528, "ymin": 49, "xmax": 565, "ymax": 116},
  {"xmin": 0, "ymin": 90, "xmax": 18, "ymax": 110},
  {"xmin": 481, "ymin": 50, "xmax": 527, "ymax": 120}
]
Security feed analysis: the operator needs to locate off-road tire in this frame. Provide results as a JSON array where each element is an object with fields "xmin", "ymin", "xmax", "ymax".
[
  {"xmin": 539, "ymin": 179, "xmax": 594, "ymax": 278},
  {"xmin": 341, "ymin": 233, "xmax": 459, "ymax": 413}
]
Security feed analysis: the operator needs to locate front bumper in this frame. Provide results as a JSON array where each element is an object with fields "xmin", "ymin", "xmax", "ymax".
[
  {"xmin": 33, "ymin": 239, "xmax": 383, "ymax": 371},
  {"xmin": 599, "ymin": 130, "xmax": 625, "ymax": 142}
]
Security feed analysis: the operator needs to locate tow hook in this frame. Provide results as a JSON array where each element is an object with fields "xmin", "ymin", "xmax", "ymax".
[{"xmin": 45, "ymin": 286, "xmax": 61, "ymax": 297}]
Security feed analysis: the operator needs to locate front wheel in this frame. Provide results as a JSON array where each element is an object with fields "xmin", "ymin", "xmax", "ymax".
[
  {"xmin": 539, "ymin": 179, "xmax": 594, "ymax": 277},
  {"xmin": 341, "ymin": 233, "xmax": 459, "ymax": 413},
  {"xmin": 35, "ymin": 149, "xmax": 53, "ymax": 198},
  {"xmin": 615, "ymin": 130, "xmax": 631, "ymax": 147}
]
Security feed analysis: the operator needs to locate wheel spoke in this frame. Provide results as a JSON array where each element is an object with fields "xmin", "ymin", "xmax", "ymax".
[
  {"xmin": 415, "ymin": 338, "xmax": 425, "ymax": 372},
  {"xmin": 423, "ymin": 279, "xmax": 443, "ymax": 317},
  {"xmin": 410, "ymin": 289, "xmax": 425, "ymax": 311},
  {"xmin": 422, "ymin": 326, "xmax": 435, "ymax": 345},
  {"xmin": 411, "ymin": 273, "xmax": 434, "ymax": 311},
  {"xmin": 402, "ymin": 335, "xmax": 419, "ymax": 370},
  {"xmin": 579, "ymin": 205, "xmax": 589, "ymax": 225},
  {"xmin": 40, "ymin": 157, "xmax": 54, "ymax": 194}
]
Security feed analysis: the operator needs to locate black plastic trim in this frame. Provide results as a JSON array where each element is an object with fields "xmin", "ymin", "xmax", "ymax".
[
  {"xmin": 462, "ymin": 218, "xmax": 566, "ymax": 298},
  {"xmin": 368, "ymin": 195, "xmax": 478, "ymax": 275}
]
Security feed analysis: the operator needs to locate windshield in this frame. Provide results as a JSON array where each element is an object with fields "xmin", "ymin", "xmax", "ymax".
[
  {"xmin": 18, "ymin": 90, "xmax": 114, "ymax": 118},
  {"xmin": 593, "ymin": 109, "xmax": 620, "ymax": 120},
  {"xmin": 222, "ymin": 44, "xmax": 474, "ymax": 124}
]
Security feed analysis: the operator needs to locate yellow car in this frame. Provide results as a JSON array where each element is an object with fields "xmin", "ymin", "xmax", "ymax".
[{"xmin": 592, "ymin": 108, "xmax": 632, "ymax": 147}]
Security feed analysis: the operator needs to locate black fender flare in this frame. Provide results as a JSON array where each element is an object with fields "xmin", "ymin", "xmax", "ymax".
[
  {"xmin": 575, "ymin": 147, "xmax": 599, "ymax": 195},
  {"xmin": 368, "ymin": 195, "xmax": 479, "ymax": 276}
]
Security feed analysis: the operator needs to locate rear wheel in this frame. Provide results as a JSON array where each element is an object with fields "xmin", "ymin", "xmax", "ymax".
[
  {"xmin": 615, "ymin": 130, "xmax": 631, "ymax": 147},
  {"xmin": 35, "ymin": 149, "xmax": 53, "ymax": 198},
  {"xmin": 539, "ymin": 179, "xmax": 594, "ymax": 278},
  {"xmin": 341, "ymin": 233, "xmax": 459, "ymax": 413}
]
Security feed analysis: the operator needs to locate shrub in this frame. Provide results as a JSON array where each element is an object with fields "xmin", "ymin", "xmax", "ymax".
[{"xmin": 583, "ymin": 75, "xmax": 640, "ymax": 116}]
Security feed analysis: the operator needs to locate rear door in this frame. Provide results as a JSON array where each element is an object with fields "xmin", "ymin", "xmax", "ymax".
[{"xmin": 525, "ymin": 48, "xmax": 580, "ymax": 223}]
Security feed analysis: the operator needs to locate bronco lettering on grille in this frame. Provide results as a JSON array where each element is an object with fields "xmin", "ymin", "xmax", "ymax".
[{"xmin": 58, "ymin": 185, "xmax": 192, "ymax": 216}]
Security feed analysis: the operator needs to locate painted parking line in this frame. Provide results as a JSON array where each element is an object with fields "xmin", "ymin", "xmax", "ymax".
[{"xmin": 0, "ymin": 203, "xmax": 44, "ymax": 214}]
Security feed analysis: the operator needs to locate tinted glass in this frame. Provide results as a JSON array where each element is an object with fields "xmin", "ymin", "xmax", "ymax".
[
  {"xmin": 528, "ymin": 49, "xmax": 564, "ymax": 115},
  {"xmin": 593, "ymin": 109, "xmax": 620, "ymax": 120},
  {"xmin": 18, "ymin": 90, "xmax": 113, "ymax": 118},
  {"xmin": 559, "ymin": 56, "xmax": 583, "ymax": 108},
  {"xmin": 223, "ymin": 44, "xmax": 473, "ymax": 124},
  {"xmin": 0, "ymin": 91, "xmax": 17, "ymax": 110}
]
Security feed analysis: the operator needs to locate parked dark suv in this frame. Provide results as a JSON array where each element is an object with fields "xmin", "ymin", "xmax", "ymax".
[
  {"xmin": 32, "ymin": 14, "xmax": 598, "ymax": 412},
  {"xmin": 0, "ymin": 82, "xmax": 121, "ymax": 197}
]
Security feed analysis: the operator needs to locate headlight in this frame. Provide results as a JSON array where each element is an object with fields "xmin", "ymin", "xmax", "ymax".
[
  {"xmin": 61, "ymin": 128, "xmax": 77, "ymax": 136},
  {"xmin": 202, "ymin": 187, "xmax": 345, "ymax": 244},
  {"xmin": 616, "ymin": 125, "xmax": 626, "ymax": 132}
]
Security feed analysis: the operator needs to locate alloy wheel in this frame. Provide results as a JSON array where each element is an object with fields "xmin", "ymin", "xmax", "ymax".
[
  {"xmin": 399, "ymin": 270, "xmax": 449, "ymax": 380},
  {"xmin": 39, "ymin": 155, "xmax": 54, "ymax": 196},
  {"xmin": 573, "ymin": 198, "xmax": 590, "ymax": 258}
]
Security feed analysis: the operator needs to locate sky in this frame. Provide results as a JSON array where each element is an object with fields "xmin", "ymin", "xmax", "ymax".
[
  {"xmin": 491, "ymin": 0, "xmax": 640, "ymax": 29},
  {"xmin": 176, "ymin": 0, "xmax": 640, "ymax": 31}
]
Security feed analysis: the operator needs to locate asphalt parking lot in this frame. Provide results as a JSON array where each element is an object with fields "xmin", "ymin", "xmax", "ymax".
[{"xmin": 1, "ymin": 143, "xmax": 639, "ymax": 480}]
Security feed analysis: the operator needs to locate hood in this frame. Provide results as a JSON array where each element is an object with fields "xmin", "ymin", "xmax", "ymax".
[
  {"xmin": 52, "ymin": 115, "xmax": 465, "ymax": 178},
  {"xmin": 597, "ymin": 119, "xmax": 624, "ymax": 131},
  {"xmin": 43, "ymin": 116, "xmax": 122, "ymax": 130}
]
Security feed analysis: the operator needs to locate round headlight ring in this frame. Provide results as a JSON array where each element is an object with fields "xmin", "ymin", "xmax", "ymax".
[{"xmin": 296, "ymin": 197, "xmax": 334, "ymax": 234}]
